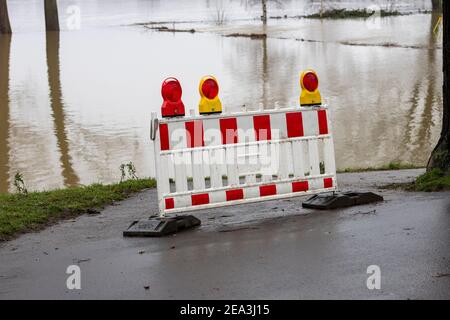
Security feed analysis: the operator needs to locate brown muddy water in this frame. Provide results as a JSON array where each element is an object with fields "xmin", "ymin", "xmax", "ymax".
[{"xmin": 0, "ymin": 0, "xmax": 443, "ymax": 193}]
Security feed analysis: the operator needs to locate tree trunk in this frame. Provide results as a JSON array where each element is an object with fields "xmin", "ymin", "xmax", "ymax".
[
  {"xmin": 44, "ymin": 0, "xmax": 59, "ymax": 31},
  {"xmin": 431, "ymin": 0, "xmax": 442, "ymax": 12},
  {"xmin": 427, "ymin": 0, "xmax": 450, "ymax": 172},
  {"xmin": 261, "ymin": 0, "xmax": 267, "ymax": 25},
  {"xmin": 0, "ymin": 0, "xmax": 12, "ymax": 34},
  {"xmin": 0, "ymin": 34, "xmax": 11, "ymax": 193}
]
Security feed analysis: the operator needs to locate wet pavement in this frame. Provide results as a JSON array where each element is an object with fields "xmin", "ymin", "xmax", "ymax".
[{"xmin": 0, "ymin": 169, "xmax": 449, "ymax": 299}]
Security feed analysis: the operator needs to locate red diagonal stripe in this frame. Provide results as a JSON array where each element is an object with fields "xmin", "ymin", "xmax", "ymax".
[
  {"xmin": 165, "ymin": 198, "xmax": 174, "ymax": 210},
  {"xmin": 159, "ymin": 123, "xmax": 170, "ymax": 151},
  {"xmin": 191, "ymin": 193, "xmax": 210, "ymax": 206},
  {"xmin": 220, "ymin": 118, "xmax": 238, "ymax": 144},
  {"xmin": 259, "ymin": 184, "xmax": 277, "ymax": 197},
  {"xmin": 226, "ymin": 189, "xmax": 244, "ymax": 201},
  {"xmin": 185, "ymin": 120, "xmax": 204, "ymax": 148},
  {"xmin": 286, "ymin": 112, "xmax": 304, "ymax": 138},
  {"xmin": 253, "ymin": 115, "xmax": 272, "ymax": 141},
  {"xmin": 292, "ymin": 181, "xmax": 309, "ymax": 192},
  {"xmin": 318, "ymin": 110, "xmax": 329, "ymax": 135}
]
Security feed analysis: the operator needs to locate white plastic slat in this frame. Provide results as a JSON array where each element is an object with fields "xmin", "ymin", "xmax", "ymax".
[
  {"xmin": 225, "ymin": 145, "xmax": 239, "ymax": 186},
  {"xmin": 174, "ymin": 151, "xmax": 188, "ymax": 192},
  {"xmin": 308, "ymin": 139, "xmax": 320, "ymax": 176},
  {"xmin": 323, "ymin": 138, "xmax": 336, "ymax": 175},
  {"xmin": 278, "ymin": 141, "xmax": 289, "ymax": 179},
  {"xmin": 302, "ymin": 110, "xmax": 319, "ymax": 137},
  {"xmin": 292, "ymin": 140, "xmax": 305, "ymax": 177},
  {"xmin": 169, "ymin": 121, "xmax": 187, "ymax": 150},
  {"xmin": 191, "ymin": 149, "xmax": 205, "ymax": 190},
  {"xmin": 203, "ymin": 118, "xmax": 221, "ymax": 147},
  {"xmin": 158, "ymin": 154, "xmax": 170, "ymax": 195},
  {"xmin": 208, "ymin": 148, "xmax": 222, "ymax": 188},
  {"xmin": 245, "ymin": 143, "xmax": 258, "ymax": 184},
  {"xmin": 259, "ymin": 141, "xmax": 272, "ymax": 181},
  {"xmin": 245, "ymin": 173, "xmax": 257, "ymax": 184}
]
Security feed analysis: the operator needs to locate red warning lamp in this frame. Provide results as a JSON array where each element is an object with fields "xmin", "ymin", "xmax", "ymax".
[
  {"xmin": 300, "ymin": 69, "xmax": 322, "ymax": 106},
  {"xmin": 161, "ymin": 77, "xmax": 185, "ymax": 118},
  {"xmin": 302, "ymin": 72, "xmax": 319, "ymax": 92},
  {"xmin": 198, "ymin": 75, "xmax": 222, "ymax": 115},
  {"xmin": 201, "ymin": 78, "xmax": 219, "ymax": 99}
]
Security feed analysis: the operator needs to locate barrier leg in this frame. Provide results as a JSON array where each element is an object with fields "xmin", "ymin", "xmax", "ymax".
[
  {"xmin": 302, "ymin": 192, "xmax": 384, "ymax": 210},
  {"xmin": 123, "ymin": 215, "xmax": 201, "ymax": 237}
]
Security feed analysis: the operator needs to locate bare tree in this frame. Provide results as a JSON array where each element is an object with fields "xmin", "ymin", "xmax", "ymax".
[
  {"xmin": 261, "ymin": 0, "xmax": 267, "ymax": 24},
  {"xmin": 431, "ymin": 0, "xmax": 442, "ymax": 12},
  {"xmin": 0, "ymin": 35, "xmax": 11, "ymax": 192},
  {"xmin": 45, "ymin": 0, "xmax": 59, "ymax": 31},
  {"xmin": 428, "ymin": 1, "xmax": 449, "ymax": 172},
  {"xmin": 0, "ymin": 0, "xmax": 12, "ymax": 34}
]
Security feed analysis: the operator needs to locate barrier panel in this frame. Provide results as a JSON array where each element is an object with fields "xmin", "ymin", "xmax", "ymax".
[
  {"xmin": 150, "ymin": 106, "xmax": 336, "ymax": 216},
  {"xmin": 123, "ymin": 72, "xmax": 381, "ymax": 237}
]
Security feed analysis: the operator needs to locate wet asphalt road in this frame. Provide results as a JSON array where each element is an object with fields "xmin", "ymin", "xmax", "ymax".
[{"xmin": 0, "ymin": 169, "xmax": 449, "ymax": 299}]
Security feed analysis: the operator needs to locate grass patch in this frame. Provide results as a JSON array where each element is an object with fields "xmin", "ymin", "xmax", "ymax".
[
  {"xmin": 0, "ymin": 178, "xmax": 156, "ymax": 241},
  {"xmin": 305, "ymin": 8, "xmax": 404, "ymax": 19},
  {"xmin": 413, "ymin": 169, "xmax": 450, "ymax": 191},
  {"xmin": 337, "ymin": 162, "xmax": 423, "ymax": 173},
  {"xmin": 381, "ymin": 169, "xmax": 450, "ymax": 192},
  {"xmin": 225, "ymin": 33, "xmax": 267, "ymax": 39}
]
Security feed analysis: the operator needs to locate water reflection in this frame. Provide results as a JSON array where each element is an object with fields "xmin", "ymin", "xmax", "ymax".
[
  {"xmin": 0, "ymin": 35, "xmax": 11, "ymax": 193},
  {"xmin": 261, "ymin": 31, "xmax": 268, "ymax": 108},
  {"xmin": 46, "ymin": 31, "xmax": 79, "ymax": 187},
  {"xmin": 401, "ymin": 11, "xmax": 441, "ymax": 164}
]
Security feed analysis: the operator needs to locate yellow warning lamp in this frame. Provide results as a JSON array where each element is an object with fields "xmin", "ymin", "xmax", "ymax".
[
  {"xmin": 198, "ymin": 75, "xmax": 222, "ymax": 115},
  {"xmin": 300, "ymin": 70, "xmax": 322, "ymax": 106}
]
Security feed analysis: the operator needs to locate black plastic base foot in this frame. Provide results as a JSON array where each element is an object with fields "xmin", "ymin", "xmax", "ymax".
[
  {"xmin": 123, "ymin": 215, "xmax": 201, "ymax": 237},
  {"xmin": 302, "ymin": 192, "xmax": 383, "ymax": 210}
]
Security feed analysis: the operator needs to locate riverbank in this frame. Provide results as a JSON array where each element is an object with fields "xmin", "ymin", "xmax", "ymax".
[
  {"xmin": 0, "ymin": 178, "xmax": 156, "ymax": 241},
  {"xmin": 0, "ymin": 163, "xmax": 431, "ymax": 242},
  {"xmin": 0, "ymin": 164, "xmax": 440, "ymax": 242}
]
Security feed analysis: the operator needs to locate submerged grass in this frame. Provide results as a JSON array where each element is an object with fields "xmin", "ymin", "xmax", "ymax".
[
  {"xmin": 305, "ymin": 8, "xmax": 404, "ymax": 19},
  {"xmin": 0, "ymin": 178, "xmax": 156, "ymax": 241}
]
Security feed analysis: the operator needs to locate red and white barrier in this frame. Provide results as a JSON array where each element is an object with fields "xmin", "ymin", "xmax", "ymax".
[{"xmin": 151, "ymin": 106, "xmax": 336, "ymax": 215}]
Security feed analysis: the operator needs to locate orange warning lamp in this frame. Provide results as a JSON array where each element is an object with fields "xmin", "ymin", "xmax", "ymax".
[
  {"xmin": 198, "ymin": 75, "xmax": 222, "ymax": 115},
  {"xmin": 161, "ymin": 77, "xmax": 185, "ymax": 118},
  {"xmin": 300, "ymin": 70, "xmax": 322, "ymax": 106}
]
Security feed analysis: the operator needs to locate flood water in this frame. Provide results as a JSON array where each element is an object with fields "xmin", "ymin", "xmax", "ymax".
[{"xmin": 0, "ymin": 0, "xmax": 443, "ymax": 192}]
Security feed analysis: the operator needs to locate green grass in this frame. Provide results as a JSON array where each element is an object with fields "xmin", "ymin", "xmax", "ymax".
[
  {"xmin": 413, "ymin": 169, "xmax": 450, "ymax": 191},
  {"xmin": 380, "ymin": 168, "xmax": 450, "ymax": 192},
  {"xmin": 337, "ymin": 162, "xmax": 423, "ymax": 173},
  {"xmin": 305, "ymin": 8, "xmax": 404, "ymax": 19},
  {"xmin": 0, "ymin": 178, "xmax": 156, "ymax": 241}
]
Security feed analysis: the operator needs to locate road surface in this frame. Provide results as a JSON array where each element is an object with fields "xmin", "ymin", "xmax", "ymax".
[{"xmin": 0, "ymin": 169, "xmax": 449, "ymax": 299}]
